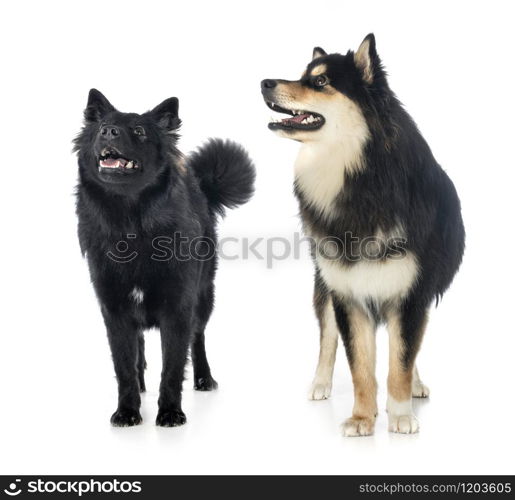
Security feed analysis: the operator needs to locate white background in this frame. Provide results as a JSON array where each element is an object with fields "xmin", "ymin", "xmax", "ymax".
[{"xmin": 1, "ymin": 0, "xmax": 514, "ymax": 476}]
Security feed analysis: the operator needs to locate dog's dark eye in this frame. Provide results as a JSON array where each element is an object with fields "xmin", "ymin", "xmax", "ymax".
[
  {"xmin": 133, "ymin": 126, "xmax": 146, "ymax": 136},
  {"xmin": 314, "ymin": 75, "xmax": 329, "ymax": 87}
]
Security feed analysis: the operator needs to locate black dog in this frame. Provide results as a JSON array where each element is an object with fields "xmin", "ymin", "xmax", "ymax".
[{"xmin": 74, "ymin": 89, "xmax": 255, "ymax": 427}]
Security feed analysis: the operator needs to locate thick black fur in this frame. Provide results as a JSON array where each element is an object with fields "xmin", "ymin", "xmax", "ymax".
[
  {"xmin": 263, "ymin": 34, "xmax": 465, "ymax": 372},
  {"xmin": 73, "ymin": 89, "xmax": 255, "ymax": 427}
]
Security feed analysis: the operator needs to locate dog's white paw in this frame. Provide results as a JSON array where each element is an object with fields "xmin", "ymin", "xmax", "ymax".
[
  {"xmin": 412, "ymin": 367, "xmax": 430, "ymax": 398},
  {"xmin": 388, "ymin": 414, "xmax": 419, "ymax": 434},
  {"xmin": 412, "ymin": 380, "xmax": 430, "ymax": 398},
  {"xmin": 342, "ymin": 417, "xmax": 375, "ymax": 437},
  {"xmin": 308, "ymin": 380, "xmax": 332, "ymax": 400}
]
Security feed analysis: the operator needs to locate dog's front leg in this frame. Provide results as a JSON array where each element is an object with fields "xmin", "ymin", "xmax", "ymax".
[
  {"xmin": 335, "ymin": 299, "xmax": 378, "ymax": 437},
  {"xmin": 309, "ymin": 275, "xmax": 338, "ymax": 400},
  {"xmin": 103, "ymin": 312, "xmax": 142, "ymax": 427},
  {"xmin": 156, "ymin": 309, "xmax": 192, "ymax": 427}
]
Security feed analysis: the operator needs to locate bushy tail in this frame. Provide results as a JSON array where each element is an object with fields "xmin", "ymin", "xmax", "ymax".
[{"xmin": 188, "ymin": 138, "xmax": 256, "ymax": 216}]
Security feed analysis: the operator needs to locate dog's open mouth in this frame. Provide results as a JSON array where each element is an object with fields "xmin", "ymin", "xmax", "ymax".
[
  {"xmin": 266, "ymin": 101, "xmax": 325, "ymax": 131},
  {"xmin": 98, "ymin": 147, "xmax": 140, "ymax": 174}
]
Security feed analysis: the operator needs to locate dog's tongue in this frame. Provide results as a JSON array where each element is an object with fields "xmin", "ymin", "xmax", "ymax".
[
  {"xmin": 100, "ymin": 158, "xmax": 128, "ymax": 168},
  {"xmin": 284, "ymin": 113, "xmax": 310, "ymax": 123},
  {"xmin": 101, "ymin": 158, "xmax": 119, "ymax": 167}
]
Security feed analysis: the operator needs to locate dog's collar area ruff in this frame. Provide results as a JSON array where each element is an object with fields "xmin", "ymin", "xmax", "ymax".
[
  {"xmin": 98, "ymin": 147, "xmax": 141, "ymax": 175},
  {"xmin": 266, "ymin": 101, "xmax": 325, "ymax": 131}
]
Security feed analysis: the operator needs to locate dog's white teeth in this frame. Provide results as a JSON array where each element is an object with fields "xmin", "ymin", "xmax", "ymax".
[
  {"xmin": 126, "ymin": 161, "xmax": 133, "ymax": 169},
  {"xmin": 301, "ymin": 118, "xmax": 308, "ymax": 124}
]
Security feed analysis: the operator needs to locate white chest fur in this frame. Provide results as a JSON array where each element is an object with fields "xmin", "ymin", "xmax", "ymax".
[
  {"xmin": 294, "ymin": 143, "xmax": 349, "ymax": 214},
  {"xmin": 295, "ymin": 139, "xmax": 368, "ymax": 215},
  {"xmin": 293, "ymin": 95, "xmax": 369, "ymax": 215}
]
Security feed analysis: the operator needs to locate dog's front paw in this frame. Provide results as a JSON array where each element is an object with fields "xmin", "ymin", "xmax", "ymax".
[
  {"xmin": 342, "ymin": 416, "xmax": 375, "ymax": 437},
  {"xmin": 156, "ymin": 408, "xmax": 187, "ymax": 427},
  {"xmin": 110, "ymin": 408, "xmax": 142, "ymax": 427},
  {"xmin": 308, "ymin": 379, "xmax": 332, "ymax": 400},
  {"xmin": 194, "ymin": 376, "xmax": 218, "ymax": 391},
  {"xmin": 388, "ymin": 414, "xmax": 419, "ymax": 434}
]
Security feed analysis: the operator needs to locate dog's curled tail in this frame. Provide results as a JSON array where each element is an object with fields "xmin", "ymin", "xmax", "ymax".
[{"xmin": 188, "ymin": 138, "xmax": 255, "ymax": 216}]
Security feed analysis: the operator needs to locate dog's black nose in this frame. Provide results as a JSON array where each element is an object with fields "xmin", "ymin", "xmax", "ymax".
[
  {"xmin": 261, "ymin": 79, "xmax": 277, "ymax": 90},
  {"xmin": 100, "ymin": 125, "xmax": 120, "ymax": 140}
]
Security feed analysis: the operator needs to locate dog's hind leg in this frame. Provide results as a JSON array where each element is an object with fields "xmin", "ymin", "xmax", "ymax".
[
  {"xmin": 335, "ymin": 300, "xmax": 378, "ymax": 437},
  {"xmin": 104, "ymin": 313, "xmax": 142, "ymax": 427},
  {"xmin": 192, "ymin": 284, "xmax": 218, "ymax": 391},
  {"xmin": 192, "ymin": 331, "xmax": 218, "ymax": 391},
  {"xmin": 137, "ymin": 332, "xmax": 147, "ymax": 393},
  {"xmin": 309, "ymin": 274, "xmax": 338, "ymax": 400},
  {"xmin": 412, "ymin": 365, "xmax": 430, "ymax": 398},
  {"xmin": 386, "ymin": 301, "xmax": 429, "ymax": 433},
  {"xmin": 156, "ymin": 305, "xmax": 193, "ymax": 427}
]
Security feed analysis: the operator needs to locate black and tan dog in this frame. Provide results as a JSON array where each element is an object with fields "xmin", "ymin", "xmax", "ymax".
[
  {"xmin": 74, "ymin": 90, "xmax": 255, "ymax": 427},
  {"xmin": 262, "ymin": 35, "xmax": 464, "ymax": 435}
]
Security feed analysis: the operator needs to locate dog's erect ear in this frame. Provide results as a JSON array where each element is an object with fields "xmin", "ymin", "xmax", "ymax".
[
  {"xmin": 84, "ymin": 89, "xmax": 115, "ymax": 123},
  {"xmin": 354, "ymin": 33, "xmax": 377, "ymax": 84},
  {"xmin": 148, "ymin": 97, "xmax": 180, "ymax": 131},
  {"xmin": 312, "ymin": 47, "xmax": 327, "ymax": 60}
]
